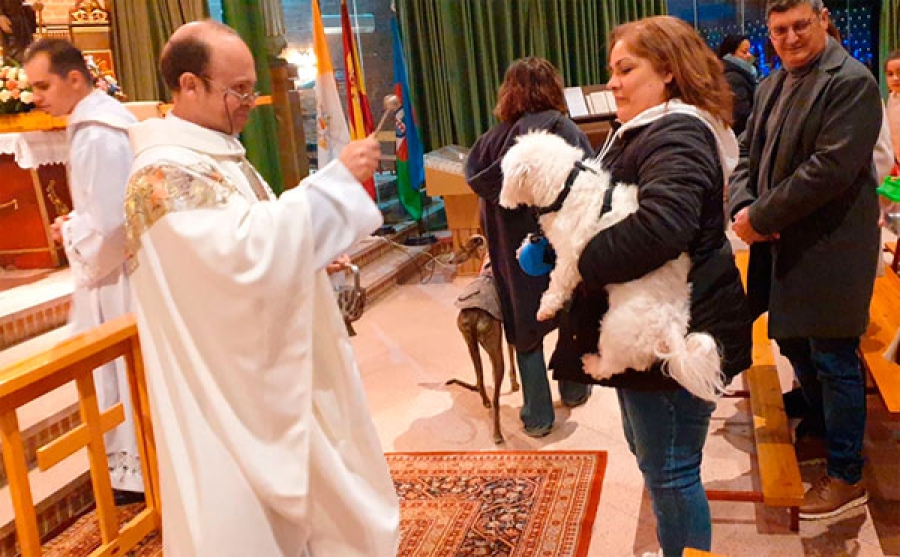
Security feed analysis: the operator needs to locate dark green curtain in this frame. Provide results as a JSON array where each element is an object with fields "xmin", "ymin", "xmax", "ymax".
[
  {"xmin": 109, "ymin": 0, "xmax": 208, "ymax": 102},
  {"xmin": 397, "ymin": 0, "xmax": 666, "ymax": 150},
  {"xmin": 880, "ymin": 0, "xmax": 900, "ymax": 95},
  {"xmin": 217, "ymin": 0, "xmax": 285, "ymax": 194}
]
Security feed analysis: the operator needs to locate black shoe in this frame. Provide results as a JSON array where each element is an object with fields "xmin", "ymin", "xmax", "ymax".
[
  {"xmin": 523, "ymin": 424, "xmax": 553, "ymax": 438},
  {"xmin": 783, "ymin": 387, "xmax": 809, "ymax": 419},
  {"xmin": 113, "ymin": 489, "xmax": 145, "ymax": 506},
  {"xmin": 562, "ymin": 392, "xmax": 592, "ymax": 408}
]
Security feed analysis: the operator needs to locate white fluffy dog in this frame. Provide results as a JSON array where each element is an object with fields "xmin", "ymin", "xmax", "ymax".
[{"xmin": 499, "ymin": 130, "xmax": 723, "ymax": 402}]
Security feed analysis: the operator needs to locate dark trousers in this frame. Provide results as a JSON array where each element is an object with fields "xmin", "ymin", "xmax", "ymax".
[{"xmin": 777, "ymin": 337, "xmax": 866, "ymax": 484}]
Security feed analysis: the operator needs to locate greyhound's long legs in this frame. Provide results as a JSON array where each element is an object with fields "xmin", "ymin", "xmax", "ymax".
[{"xmin": 482, "ymin": 319, "xmax": 505, "ymax": 444}]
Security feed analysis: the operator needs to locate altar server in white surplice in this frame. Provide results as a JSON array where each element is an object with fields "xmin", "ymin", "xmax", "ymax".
[
  {"xmin": 23, "ymin": 39, "xmax": 144, "ymax": 498},
  {"xmin": 123, "ymin": 21, "xmax": 399, "ymax": 556}
]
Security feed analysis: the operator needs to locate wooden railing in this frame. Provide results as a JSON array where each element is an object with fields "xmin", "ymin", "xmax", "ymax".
[{"xmin": 0, "ymin": 314, "xmax": 159, "ymax": 556}]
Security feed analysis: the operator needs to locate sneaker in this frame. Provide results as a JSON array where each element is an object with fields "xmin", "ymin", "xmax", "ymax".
[
  {"xmin": 794, "ymin": 435, "xmax": 827, "ymax": 466},
  {"xmin": 799, "ymin": 474, "xmax": 868, "ymax": 520},
  {"xmin": 523, "ymin": 424, "xmax": 553, "ymax": 438}
]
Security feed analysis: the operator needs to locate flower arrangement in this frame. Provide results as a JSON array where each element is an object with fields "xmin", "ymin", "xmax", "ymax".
[
  {"xmin": 0, "ymin": 53, "xmax": 125, "ymax": 118},
  {"xmin": 0, "ymin": 63, "xmax": 34, "ymax": 115},
  {"xmin": 85, "ymin": 54, "xmax": 126, "ymax": 101}
]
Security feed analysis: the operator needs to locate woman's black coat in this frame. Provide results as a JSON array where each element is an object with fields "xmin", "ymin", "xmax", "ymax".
[
  {"xmin": 722, "ymin": 59, "xmax": 756, "ymax": 137},
  {"xmin": 465, "ymin": 110, "xmax": 592, "ymax": 352},
  {"xmin": 550, "ymin": 114, "xmax": 753, "ymax": 390}
]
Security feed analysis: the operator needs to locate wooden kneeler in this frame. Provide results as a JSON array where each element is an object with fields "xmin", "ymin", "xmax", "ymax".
[
  {"xmin": 860, "ymin": 262, "xmax": 900, "ymax": 413},
  {"xmin": 705, "ymin": 253, "xmax": 804, "ymax": 531},
  {"xmin": 0, "ymin": 314, "xmax": 160, "ymax": 556}
]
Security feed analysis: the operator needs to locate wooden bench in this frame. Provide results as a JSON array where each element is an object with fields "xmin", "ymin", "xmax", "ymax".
[
  {"xmin": 0, "ymin": 314, "xmax": 160, "ymax": 556},
  {"xmin": 860, "ymin": 262, "xmax": 900, "ymax": 413},
  {"xmin": 704, "ymin": 252, "xmax": 803, "ymax": 531}
]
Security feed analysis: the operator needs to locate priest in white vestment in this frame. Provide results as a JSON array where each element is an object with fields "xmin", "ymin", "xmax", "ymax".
[
  {"xmin": 24, "ymin": 39, "xmax": 144, "ymax": 496},
  {"xmin": 123, "ymin": 21, "xmax": 400, "ymax": 556}
]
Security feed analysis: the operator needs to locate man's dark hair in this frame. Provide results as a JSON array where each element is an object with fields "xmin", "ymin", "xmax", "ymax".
[
  {"xmin": 159, "ymin": 20, "xmax": 239, "ymax": 92},
  {"xmin": 766, "ymin": 0, "xmax": 824, "ymax": 18},
  {"xmin": 23, "ymin": 38, "xmax": 91, "ymax": 84},
  {"xmin": 717, "ymin": 34, "xmax": 749, "ymax": 58}
]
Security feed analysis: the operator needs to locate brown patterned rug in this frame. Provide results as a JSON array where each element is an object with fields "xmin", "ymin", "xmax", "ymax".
[
  {"xmin": 387, "ymin": 451, "xmax": 607, "ymax": 557},
  {"xmin": 42, "ymin": 503, "xmax": 160, "ymax": 556},
  {"xmin": 39, "ymin": 451, "xmax": 605, "ymax": 556}
]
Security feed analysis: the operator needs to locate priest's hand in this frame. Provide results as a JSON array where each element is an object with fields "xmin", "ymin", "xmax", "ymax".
[
  {"xmin": 340, "ymin": 137, "xmax": 381, "ymax": 184},
  {"xmin": 50, "ymin": 215, "xmax": 70, "ymax": 245}
]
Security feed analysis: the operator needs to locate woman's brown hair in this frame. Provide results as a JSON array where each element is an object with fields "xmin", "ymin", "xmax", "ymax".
[
  {"xmin": 611, "ymin": 16, "xmax": 733, "ymax": 126},
  {"xmin": 886, "ymin": 49, "xmax": 900, "ymax": 66},
  {"xmin": 494, "ymin": 57, "xmax": 568, "ymax": 123}
]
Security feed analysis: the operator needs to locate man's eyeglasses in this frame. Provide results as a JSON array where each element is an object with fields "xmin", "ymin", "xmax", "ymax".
[
  {"xmin": 199, "ymin": 76, "xmax": 260, "ymax": 105},
  {"xmin": 768, "ymin": 17, "xmax": 817, "ymax": 40}
]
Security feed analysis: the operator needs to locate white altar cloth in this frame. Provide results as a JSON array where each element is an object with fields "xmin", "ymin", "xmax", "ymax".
[{"xmin": 0, "ymin": 130, "xmax": 68, "ymax": 169}]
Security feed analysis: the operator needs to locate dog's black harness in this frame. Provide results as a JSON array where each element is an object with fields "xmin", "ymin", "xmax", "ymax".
[
  {"xmin": 534, "ymin": 159, "xmax": 618, "ymax": 219},
  {"xmin": 525, "ymin": 160, "xmax": 618, "ymax": 272}
]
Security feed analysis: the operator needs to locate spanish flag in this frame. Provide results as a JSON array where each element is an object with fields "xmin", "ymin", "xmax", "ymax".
[
  {"xmin": 312, "ymin": 0, "xmax": 349, "ymax": 167},
  {"xmin": 341, "ymin": 0, "xmax": 376, "ymax": 198}
]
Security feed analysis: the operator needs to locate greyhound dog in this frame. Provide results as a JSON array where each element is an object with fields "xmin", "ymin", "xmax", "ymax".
[{"xmin": 446, "ymin": 235, "xmax": 519, "ymax": 444}]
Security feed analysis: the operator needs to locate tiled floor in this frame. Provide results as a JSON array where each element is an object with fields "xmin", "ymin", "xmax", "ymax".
[
  {"xmin": 3, "ymin": 244, "xmax": 900, "ymax": 556},
  {"xmin": 351, "ymin": 270, "xmax": 900, "ymax": 557}
]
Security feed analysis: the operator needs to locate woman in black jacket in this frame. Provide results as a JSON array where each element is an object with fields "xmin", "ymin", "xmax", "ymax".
[
  {"xmin": 718, "ymin": 34, "xmax": 758, "ymax": 136},
  {"xmin": 465, "ymin": 58, "xmax": 592, "ymax": 437},
  {"xmin": 550, "ymin": 17, "xmax": 751, "ymax": 556}
]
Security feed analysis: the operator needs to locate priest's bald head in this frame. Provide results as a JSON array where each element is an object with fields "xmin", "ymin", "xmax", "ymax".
[{"xmin": 160, "ymin": 20, "xmax": 259, "ymax": 135}]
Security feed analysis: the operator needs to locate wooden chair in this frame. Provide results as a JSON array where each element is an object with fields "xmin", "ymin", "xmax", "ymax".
[{"xmin": 0, "ymin": 314, "xmax": 160, "ymax": 556}]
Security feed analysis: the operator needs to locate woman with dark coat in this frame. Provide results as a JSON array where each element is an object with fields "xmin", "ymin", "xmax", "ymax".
[
  {"xmin": 550, "ymin": 18, "xmax": 752, "ymax": 555},
  {"xmin": 718, "ymin": 34, "xmax": 757, "ymax": 136},
  {"xmin": 465, "ymin": 57, "xmax": 592, "ymax": 438}
]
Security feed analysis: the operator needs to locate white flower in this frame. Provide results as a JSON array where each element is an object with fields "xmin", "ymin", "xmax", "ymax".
[
  {"xmin": 17, "ymin": 69, "xmax": 27, "ymax": 84},
  {"xmin": 20, "ymin": 90, "xmax": 33, "ymax": 104},
  {"xmin": 0, "ymin": 90, "xmax": 12, "ymax": 102}
]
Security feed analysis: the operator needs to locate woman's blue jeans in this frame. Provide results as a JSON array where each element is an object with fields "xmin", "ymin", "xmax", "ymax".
[
  {"xmin": 517, "ymin": 347, "xmax": 591, "ymax": 430},
  {"xmin": 617, "ymin": 388, "xmax": 715, "ymax": 556},
  {"xmin": 776, "ymin": 337, "xmax": 866, "ymax": 484}
]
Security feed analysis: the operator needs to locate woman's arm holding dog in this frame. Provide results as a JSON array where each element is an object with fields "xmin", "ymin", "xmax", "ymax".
[{"xmin": 577, "ymin": 116, "xmax": 718, "ymax": 286}]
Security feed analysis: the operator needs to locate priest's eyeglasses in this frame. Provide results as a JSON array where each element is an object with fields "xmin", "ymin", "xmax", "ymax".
[
  {"xmin": 199, "ymin": 76, "xmax": 260, "ymax": 105},
  {"xmin": 768, "ymin": 17, "xmax": 817, "ymax": 40}
]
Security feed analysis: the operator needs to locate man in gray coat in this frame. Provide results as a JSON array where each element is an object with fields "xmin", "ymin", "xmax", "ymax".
[{"xmin": 729, "ymin": 0, "xmax": 881, "ymax": 520}]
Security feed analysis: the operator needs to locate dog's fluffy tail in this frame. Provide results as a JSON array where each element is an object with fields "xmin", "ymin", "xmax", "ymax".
[{"xmin": 659, "ymin": 329, "xmax": 724, "ymax": 402}]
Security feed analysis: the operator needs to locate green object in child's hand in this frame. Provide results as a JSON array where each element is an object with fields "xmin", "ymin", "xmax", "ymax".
[{"xmin": 877, "ymin": 176, "xmax": 900, "ymax": 202}]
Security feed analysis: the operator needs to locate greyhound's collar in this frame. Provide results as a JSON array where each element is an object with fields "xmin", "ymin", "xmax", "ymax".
[{"xmin": 534, "ymin": 160, "xmax": 616, "ymax": 218}]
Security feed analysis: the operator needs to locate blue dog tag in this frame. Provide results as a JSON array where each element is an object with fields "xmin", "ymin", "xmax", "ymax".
[{"xmin": 519, "ymin": 234, "xmax": 556, "ymax": 276}]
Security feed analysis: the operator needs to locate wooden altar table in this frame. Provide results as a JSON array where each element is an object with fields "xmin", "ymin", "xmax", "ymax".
[{"xmin": 0, "ymin": 128, "xmax": 71, "ymax": 270}]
